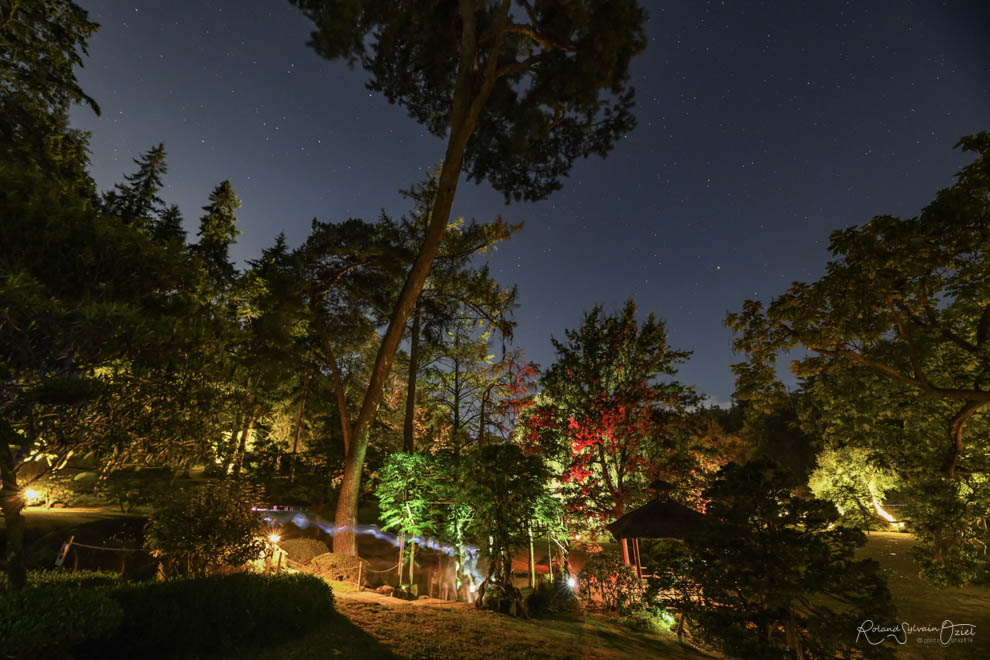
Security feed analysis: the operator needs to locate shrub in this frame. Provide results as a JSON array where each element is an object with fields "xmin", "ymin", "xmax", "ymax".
[
  {"xmin": 77, "ymin": 573, "xmax": 334, "ymax": 658},
  {"xmin": 578, "ymin": 551, "xmax": 644, "ymax": 613},
  {"xmin": 623, "ymin": 607, "xmax": 676, "ymax": 635},
  {"xmin": 310, "ymin": 552, "xmax": 370, "ymax": 581},
  {"xmin": 279, "ymin": 537, "xmax": 329, "ymax": 565},
  {"xmin": 145, "ymin": 480, "xmax": 266, "ymax": 576},
  {"xmin": 524, "ymin": 578, "xmax": 577, "ymax": 617},
  {"xmin": 0, "ymin": 576, "xmax": 123, "ymax": 659}
]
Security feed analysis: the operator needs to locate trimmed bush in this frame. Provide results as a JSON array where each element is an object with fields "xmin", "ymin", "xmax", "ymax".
[
  {"xmin": 0, "ymin": 576, "xmax": 124, "ymax": 659},
  {"xmin": 76, "ymin": 572, "xmax": 334, "ymax": 658},
  {"xmin": 279, "ymin": 537, "xmax": 329, "ymax": 565},
  {"xmin": 578, "ymin": 551, "xmax": 644, "ymax": 613},
  {"xmin": 310, "ymin": 552, "xmax": 370, "ymax": 581}
]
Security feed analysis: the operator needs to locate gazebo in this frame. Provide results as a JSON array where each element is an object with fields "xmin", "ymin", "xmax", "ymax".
[{"xmin": 605, "ymin": 482, "xmax": 706, "ymax": 578}]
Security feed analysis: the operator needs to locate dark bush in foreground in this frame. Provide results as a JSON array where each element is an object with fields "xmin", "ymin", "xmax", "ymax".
[
  {"xmin": 1, "ymin": 571, "xmax": 334, "ymax": 659},
  {"xmin": 79, "ymin": 572, "xmax": 335, "ymax": 658},
  {"xmin": 0, "ymin": 573, "xmax": 124, "ymax": 659}
]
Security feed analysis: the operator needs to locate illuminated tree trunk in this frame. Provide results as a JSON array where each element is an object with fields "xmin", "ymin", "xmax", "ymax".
[
  {"xmin": 289, "ymin": 374, "xmax": 310, "ymax": 484},
  {"xmin": 0, "ymin": 423, "xmax": 26, "ymax": 589},
  {"xmin": 331, "ymin": 0, "xmax": 506, "ymax": 556},
  {"xmin": 528, "ymin": 525, "xmax": 536, "ymax": 588}
]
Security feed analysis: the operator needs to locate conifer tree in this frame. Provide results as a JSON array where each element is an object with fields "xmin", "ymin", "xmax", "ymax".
[
  {"xmin": 103, "ymin": 143, "xmax": 168, "ymax": 229},
  {"xmin": 195, "ymin": 180, "xmax": 242, "ymax": 284}
]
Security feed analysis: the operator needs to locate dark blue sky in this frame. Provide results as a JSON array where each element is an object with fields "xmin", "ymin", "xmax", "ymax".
[{"xmin": 69, "ymin": 1, "xmax": 989, "ymax": 405}]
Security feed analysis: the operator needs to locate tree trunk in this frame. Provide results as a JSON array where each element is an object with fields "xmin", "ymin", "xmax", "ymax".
[
  {"xmin": 231, "ymin": 406, "xmax": 259, "ymax": 479},
  {"xmin": 0, "ymin": 424, "xmax": 27, "ymax": 589},
  {"xmin": 528, "ymin": 525, "xmax": 536, "ymax": 589},
  {"xmin": 403, "ymin": 304, "xmax": 422, "ymax": 453},
  {"xmin": 290, "ymin": 374, "xmax": 311, "ymax": 484},
  {"xmin": 331, "ymin": 0, "xmax": 507, "ymax": 554}
]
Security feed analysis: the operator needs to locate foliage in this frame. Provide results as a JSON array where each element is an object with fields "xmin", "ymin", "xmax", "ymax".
[
  {"xmin": 376, "ymin": 452, "xmax": 440, "ymax": 539},
  {"xmin": 294, "ymin": 0, "xmax": 647, "ymax": 201},
  {"xmin": 0, "ymin": 575, "xmax": 123, "ymax": 659},
  {"xmin": 524, "ymin": 299, "xmax": 710, "ymax": 529},
  {"xmin": 658, "ymin": 460, "xmax": 895, "ymax": 659},
  {"xmin": 279, "ymin": 537, "xmax": 330, "ymax": 565},
  {"xmin": 291, "ymin": 0, "xmax": 648, "ymax": 555},
  {"xmin": 77, "ymin": 573, "xmax": 334, "ymax": 658},
  {"xmin": 808, "ymin": 445, "xmax": 900, "ymax": 529},
  {"xmin": 309, "ymin": 552, "xmax": 371, "ymax": 582},
  {"xmin": 144, "ymin": 481, "xmax": 265, "ymax": 576},
  {"xmin": 623, "ymin": 607, "xmax": 677, "ymax": 635},
  {"xmin": 524, "ymin": 577, "xmax": 578, "ymax": 617},
  {"xmin": 95, "ymin": 467, "xmax": 172, "ymax": 513},
  {"xmin": 726, "ymin": 134, "xmax": 990, "ymax": 584},
  {"xmin": 456, "ymin": 444, "xmax": 552, "ymax": 615},
  {"xmin": 0, "ymin": 0, "xmax": 97, "ymax": 179},
  {"xmin": 577, "ymin": 550, "xmax": 644, "ymax": 613}
]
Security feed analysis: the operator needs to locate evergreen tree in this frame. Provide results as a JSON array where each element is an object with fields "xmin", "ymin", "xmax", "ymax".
[
  {"xmin": 194, "ymin": 180, "xmax": 242, "ymax": 284},
  {"xmin": 103, "ymin": 143, "xmax": 168, "ymax": 229},
  {"xmin": 151, "ymin": 203, "xmax": 187, "ymax": 244}
]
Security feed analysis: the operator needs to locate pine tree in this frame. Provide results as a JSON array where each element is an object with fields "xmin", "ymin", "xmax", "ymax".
[
  {"xmin": 103, "ymin": 143, "xmax": 168, "ymax": 229},
  {"xmin": 194, "ymin": 180, "xmax": 242, "ymax": 283},
  {"xmin": 151, "ymin": 203, "xmax": 186, "ymax": 244}
]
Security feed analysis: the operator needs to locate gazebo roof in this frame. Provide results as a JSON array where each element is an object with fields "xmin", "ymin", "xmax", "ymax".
[{"xmin": 606, "ymin": 498, "xmax": 706, "ymax": 540}]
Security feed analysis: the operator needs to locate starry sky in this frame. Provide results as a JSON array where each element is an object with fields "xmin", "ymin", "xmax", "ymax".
[{"xmin": 68, "ymin": 1, "xmax": 990, "ymax": 406}]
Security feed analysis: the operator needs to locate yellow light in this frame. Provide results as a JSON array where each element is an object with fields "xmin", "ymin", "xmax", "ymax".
[
  {"xmin": 268, "ymin": 533, "xmax": 281, "ymax": 544},
  {"xmin": 869, "ymin": 484, "xmax": 897, "ymax": 524},
  {"xmin": 23, "ymin": 489, "xmax": 42, "ymax": 504}
]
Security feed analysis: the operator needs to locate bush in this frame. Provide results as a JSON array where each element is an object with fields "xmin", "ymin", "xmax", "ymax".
[
  {"xmin": 77, "ymin": 573, "xmax": 334, "ymax": 658},
  {"xmin": 0, "ymin": 574, "xmax": 124, "ymax": 659},
  {"xmin": 279, "ymin": 537, "xmax": 329, "ymax": 565},
  {"xmin": 623, "ymin": 606, "xmax": 676, "ymax": 635},
  {"xmin": 524, "ymin": 578, "xmax": 577, "ymax": 617},
  {"xmin": 578, "ymin": 551, "xmax": 644, "ymax": 613},
  {"xmin": 310, "ymin": 552, "xmax": 370, "ymax": 581},
  {"xmin": 145, "ymin": 481, "xmax": 266, "ymax": 576}
]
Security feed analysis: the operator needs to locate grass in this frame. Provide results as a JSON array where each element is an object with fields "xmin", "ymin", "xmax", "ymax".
[
  {"xmin": 234, "ymin": 596, "xmax": 707, "ymax": 660},
  {"xmin": 858, "ymin": 532, "xmax": 990, "ymax": 659}
]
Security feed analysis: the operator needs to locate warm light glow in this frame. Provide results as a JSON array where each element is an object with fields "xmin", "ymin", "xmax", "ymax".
[
  {"xmin": 268, "ymin": 533, "xmax": 281, "ymax": 544},
  {"xmin": 566, "ymin": 576, "xmax": 577, "ymax": 589},
  {"xmin": 22, "ymin": 489, "xmax": 43, "ymax": 504},
  {"xmin": 869, "ymin": 484, "xmax": 898, "ymax": 524}
]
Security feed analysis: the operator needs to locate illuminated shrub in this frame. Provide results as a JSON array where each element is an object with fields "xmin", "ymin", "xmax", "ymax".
[
  {"xmin": 144, "ymin": 481, "xmax": 265, "ymax": 576},
  {"xmin": 577, "ymin": 551, "xmax": 644, "ymax": 613},
  {"xmin": 279, "ymin": 537, "xmax": 330, "ymax": 565}
]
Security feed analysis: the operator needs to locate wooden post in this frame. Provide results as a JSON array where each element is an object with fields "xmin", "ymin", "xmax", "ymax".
[
  {"xmin": 55, "ymin": 536, "xmax": 74, "ymax": 567},
  {"xmin": 357, "ymin": 559, "xmax": 363, "ymax": 589},
  {"xmin": 620, "ymin": 537, "xmax": 630, "ymax": 565},
  {"xmin": 633, "ymin": 538, "xmax": 642, "ymax": 579},
  {"xmin": 397, "ymin": 532, "xmax": 405, "ymax": 583},
  {"xmin": 408, "ymin": 541, "xmax": 416, "ymax": 587}
]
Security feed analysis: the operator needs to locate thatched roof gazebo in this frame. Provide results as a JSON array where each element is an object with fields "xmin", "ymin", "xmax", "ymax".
[
  {"xmin": 606, "ymin": 498, "xmax": 706, "ymax": 542},
  {"xmin": 605, "ymin": 481, "xmax": 707, "ymax": 578}
]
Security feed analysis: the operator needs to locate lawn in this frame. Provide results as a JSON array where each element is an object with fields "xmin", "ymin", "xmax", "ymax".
[
  {"xmin": 236, "ymin": 593, "xmax": 708, "ymax": 660},
  {"xmin": 858, "ymin": 532, "xmax": 989, "ymax": 659}
]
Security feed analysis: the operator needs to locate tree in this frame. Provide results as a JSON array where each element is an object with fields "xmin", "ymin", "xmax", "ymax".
[
  {"xmin": 102, "ymin": 143, "xmax": 168, "ymax": 230},
  {"xmin": 0, "ymin": 0, "xmax": 98, "ymax": 180},
  {"xmin": 808, "ymin": 445, "xmax": 900, "ymax": 529},
  {"xmin": 194, "ymin": 180, "xmax": 242, "ymax": 284},
  {"xmin": 457, "ymin": 443, "xmax": 551, "ymax": 616},
  {"xmin": 524, "ymin": 299, "xmax": 702, "ymax": 528},
  {"xmin": 660, "ymin": 460, "xmax": 895, "ymax": 660},
  {"xmin": 726, "ymin": 134, "xmax": 990, "ymax": 584},
  {"xmin": 292, "ymin": 0, "xmax": 648, "ymax": 554}
]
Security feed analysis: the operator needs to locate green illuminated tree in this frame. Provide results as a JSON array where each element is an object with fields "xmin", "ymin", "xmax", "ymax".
[{"xmin": 292, "ymin": 0, "xmax": 648, "ymax": 554}]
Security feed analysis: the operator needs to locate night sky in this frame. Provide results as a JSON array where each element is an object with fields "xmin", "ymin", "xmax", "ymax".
[{"xmin": 69, "ymin": 1, "xmax": 989, "ymax": 406}]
